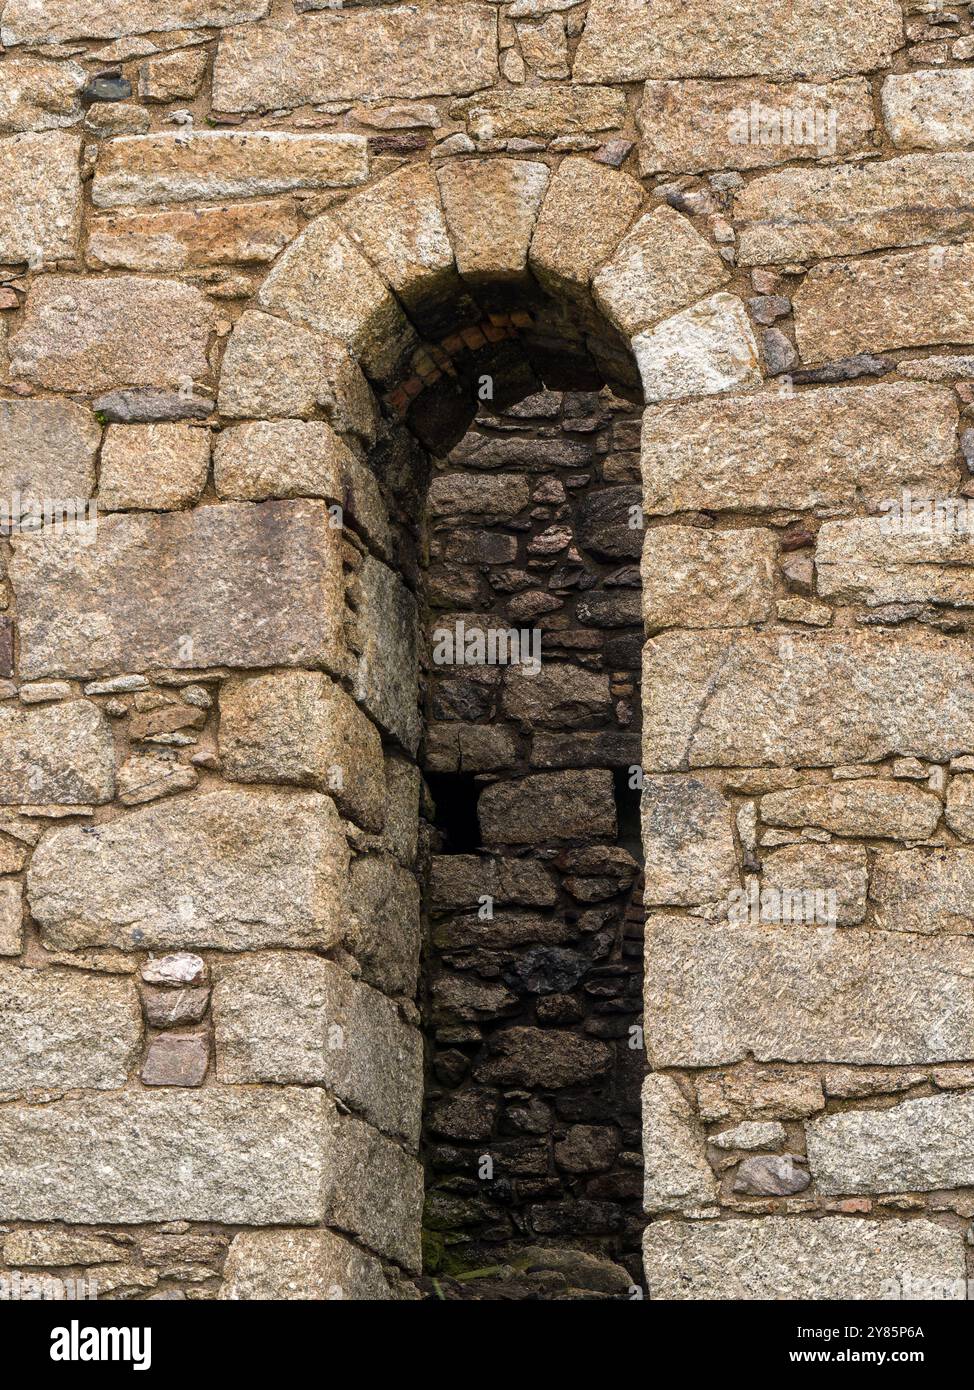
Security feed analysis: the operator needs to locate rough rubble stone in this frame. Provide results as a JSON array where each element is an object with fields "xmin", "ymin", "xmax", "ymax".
[
  {"xmin": 637, "ymin": 78, "xmax": 875, "ymax": 175},
  {"xmin": 478, "ymin": 770, "xmax": 617, "ymax": 843},
  {"xmin": 761, "ymin": 780, "xmax": 942, "ymax": 841},
  {"xmin": 574, "ymin": 0, "xmax": 902, "ymax": 82},
  {"xmin": 592, "ymin": 206, "xmax": 729, "ymax": 337},
  {"xmin": 346, "ymin": 854, "xmax": 421, "ymax": 997},
  {"xmin": 141, "ymin": 1030, "xmax": 209, "ymax": 1087},
  {"xmin": 0, "ymin": 701, "xmax": 115, "ymax": 806},
  {"xmin": 760, "ymin": 842, "xmax": 868, "ymax": 926},
  {"xmin": 946, "ymin": 775, "xmax": 974, "ymax": 842},
  {"xmin": 642, "ymin": 775, "xmax": 738, "ymax": 905},
  {"xmin": 91, "ymin": 389, "xmax": 213, "ymax": 424},
  {"xmin": 117, "ymin": 752, "xmax": 199, "ymax": 806},
  {"xmin": 711, "ymin": 1120, "xmax": 786, "ymax": 1150},
  {"xmin": 882, "ymin": 70, "xmax": 974, "ymax": 152},
  {"xmin": 1, "ymin": 1, "xmax": 271, "ymax": 45},
  {"xmin": 646, "ymin": 915, "xmax": 974, "ymax": 1066},
  {"xmin": 28, "ymin": 788, "xmax": 349, "ymax": 952},
  {"xmin": 0, "ymin": 965, "xmax": 141, "ymax": 1093},
  {"xmin": 214, "ymin": 420, "xmax": 348, "ymax": 503},
  {"xmin": 642, "ymin": 524, "xmax": 776, "ymax": 630},
  {"xmin": 87, "ymin": 201, "xmax": 301, "ymax": 272},
  {"xmin": 220, "ymin": 1228, "xmax": 389, "ymax": 1301},
  {"xmin": 9, "ymin": 275, "xmax": 214, "ymax": 394},
  {"xmin": 735, "ymin": 153, "xmax": 974, "ymax": 262},
  {"xmin": 93, "ymin": 132, "xmax": 366, "ymax": 208},
  {"xmin": 456, "ymin": 85, "xmax": 626, "ymax": 141},
  {"xmin": 142, "ymin": 953, "xmax": 205, "ymax": 987},
  {"xmin": 500, "ymin": 664, "xmax": 611, "ymax": 728},
  {"xmin": 529, "ymin": 156, "xmax": 644, "ymax": 294},
  {"xmin": 2, "ymin": 1230, "xmax": 124, "ymax": 1266},
  {"xmin": 428, "ymin": 472, "xmax": 532, "ymax": 518},
  {"xmin": 807, "ymin": 1092, "xmax": 974, "ymax": 1194},
  {"xmin": 642, "ymin": 1073, "xmax": 718, "ymax": 1214},
  {"xmin": 0, "ymin": 132, "xmax": 81, "ymax": 264},
  {"xmin": 696, "ymin": 1067, "xmax": 824, "ymax": 1121},
  {"xmin": 141, "ymin": 984, "xmax": 209, "ymax": 1028},
  {"xmin": 816, "ymin": 516, "xmax": 974, "ymax": 608},
  {"xmin": 643, "ymin": 629, "xmax": 974, "ymax": 771},
  {"xmin": 0, "ymin": 882, "xmax": 22, "ymax": 957},
  {"xmin": 98, "ymin": 423, "xmax": 210, "ymax": 511},
  {"xmin": 219, "ymin": 669, "xmax": 385, "ymax": 832},
  {"xmin": 11, "ymin": 500, "xmax": 345, "ymax": 680},
  {"xmin": 733, "ymin": 1154, "xmax": 810, "ymax": 1196},
  {"xmin": 641, "ymin": 383, "xmax": 957, "ymax": 515},
  {"xmin": 213, "ymin": 952, "xmax": 422, "ymax": 1145},
  {"xmin": 0, "ymin": 399, "xmax": 99, "ymax": 507},
  {"xmin": 350, "ymin": 555, "xmax": 420, "ymax": 755},
  {"xmin": 643, "ymin": 1217, "xmax": 965, "ymax": 1301},
  {"xmin": 0, "ymin": 58, "xmax": 85, "ymax": 132},
  {"xmin": 632, "ymin": 293, "xmax": 761, "ymax": 403},
  {"xmin": 474, "ymin": 1026, "xmax": 613, "ymax": 1088},
  {"xmin": 870, "ymin": 849, "xmax": 974, "ymax": 936},
  {"xmin": 213, "ymin": 6, "xmax": 499, "ymax": 110},
  {"xmin": 437, "ymin": 159, "xmax": 550, "ymax": 284}
]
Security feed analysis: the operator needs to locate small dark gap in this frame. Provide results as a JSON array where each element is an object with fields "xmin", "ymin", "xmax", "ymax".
[{"xmin": 426, "ymin": 771, "xmax": 481, "ymax": 853}]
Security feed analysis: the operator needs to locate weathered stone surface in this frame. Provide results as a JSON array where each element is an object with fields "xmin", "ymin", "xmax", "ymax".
[
  {"xmin": 795, "ymin": 245, "xmax": 974, "ymax": 363},
  {"xmin": 142, "ymin": 953, "xmax": 205, "ymax": 987},
  {"xmin": 475, "ymin": 1026, "xmax": 612, "ymax": 1087},
  {"xmin": 711, "ymin": 1121, "xmax": 786, "ymax": 1150},
  {"xmin": 213, "ymin": 952, "xmax": 422, "ymax": 1145},
  {"xmin": 501, "ymin": 664, "xmax": 611, "ymax": 728},
  {"xmin": 28, "ymin": 788, "xmax": 348, "ymax": 952},
  {"xmin": 219, "ymin": 669, "xmax": 385, "ymax": 832},
  {"xmin": 217, "ymin": 310, "xmax": 378, "ymax": 442},
  {"xmin": 141, "ymin": 984, "xmax": 209, "ymax": 1028},
  {"xmin": 11, "ymin": 500, "xmax": 344, "ymax": 680},
  {"xmin": 2, "ymin": 1230, "xmax": 124, "ymax": 1267},
  {"xmin": 883, "ymin": 70, "xmax": 974, "ymax": 152},
  {"xmin": 213, "ymin": 7, "xmax": 498, "ymax": 110},
  {"xmin": 88, "ymin": 201, "xmax": 301, "ymax": 272},
  {"xmin": 99, "ymin": 423, "xmax": 210, "ymax": 510},
  {"xmin": 646, "ymin": 915, "xmax": 974, "ymax": 1065},
  {"xmin": 346, "ymin": 854, "xmax": 420, "ymax": 997},
  {"xmin": 633, "ymin": 293, "xmax": 761, "ymax": 403},
  {"xmin": 870, "ymin": 849, "xmax": 974, "ymax": 936},
  {"xmin": 0, "ymin": 965, "xmax": 140, "ymax": 1092},
  {"xmin": 947, "ymin": 775, "xmax": 974, "ymax": 842},
  {"xmin": 735, "ymin": 153, "xmax": 974, "ymax": 262},
  {"xmin": 214, "ymin": 420, "xmax": 348, "ymax": 504},
  {"xmin": 762, "ymin": 780, "xmax": 942, "ymax": 841},
  {"xmin": 637, "ymin": 78, "xmax": 874, "ymax": 175},
  {"xmin": 642, "ymin": 524, "xmax": 775, "ymax": 630},
  {"xmin": 0, "ymin": 132, "xmax": 80, "ymax": 264},
  {"xmin": 0, "ymin": 701, "xmax": 114, "ymax": 806},
  {"xmin": 816, "ymin": 516, "xmax": 974, "ymax": 608},
  {"xmin": 220, "ymin": 1228, "xmax": 389, "ymax": 1301},
  {"xmin": 116, "ymin": 754, "xmax": 199, "ymax": 811},
  {"xmin": 0, "ymin": 1087, "xmax": 335, "ymax": 1224},
  {"xmin": 733, "ymin": 1154, "xmax": 810, "ymax": 1196},
  {"xmin": 9, "ymin": 275, "xmax": 214, "ymax": 393},
  {"xmin": 643, "ymin": 1217, "xmax": 965, "ymax": 1301},
  {"xmin": 437, "ymin": 160, "xmax": 549, "ymax": 283},
  {"xmin": 642, "ymin": 775, "xmax": 737, "ymax": 905},
  {"xmin": 456, "ymin": 85, "xmax": 626, "ymax": 141},
  {"xmin": 592, "ymin": 206, "xmax": 728, "ymax": 337},
  {"xmin": 761, "ymin": 842, "xmax": 868, "ymax": 926},
  {"xmin": 428, "ymin": 472, "xmax": 532, "ymax": 518},
  {"xmin": 92, "ymin": 389, "xmax": 213, "ymax": 425},
  {"xmin": 574, "ymin": 0, "xmax": 902, "ymax": 82},
  {"xmin": 141, "ymin": 1030, "xmax": 209, "ymax": 1087},
  {"xmin": 808, "ymin": 1092, "xmax": 974, "ymax": 1195},
  {"xmin": 430, "ymin": 854, "xmax": 556, "ymax": 910},
  {"xmin": 0, "ymin": 58, "xmax": 85, "ymax": 132},
  {"xmin": 643, "ymin": 1073, "xmax": 717, "ymax": 1214},
  {"xmin": 697, "ymin": 1067, "xmax": 824, "ymax": 1121},
  {"xmin": 257, "ymin": 216, "xmax": 415, "ymax": 382},
  {"xmin": 479, "ymin": 770, "xmax": 617, "ymax": 844},
  {"xmin": 1, "ymin": 1, "xmax": 270, "ymax": 44},
  {"xmin": 530, "ymin": 156, "xmax": 643, "ymax": 294},
  {"xmin": 326, "ymin": 1111, "xmax": 423, "ymax": 1270},
  {"xmin": 644, "ymin": 629, "xmax": 974, "ymax": 770},
  {"xmin": 0, "ymin": 882, "xmax": 22, "ymax": 957},
  {"xmin": 350, "ymin": 555, "xmax": 420, "ymax": 754},
  {"xmin": 0, "ymin": 399, "xmax": 99, "ymax": 507},
  {"xmin": 641, "ymin": 383, "xmax": 957, "ymax": 516},
  {"xmin": 137, "ymin": 48, "xmax": 208, "ymax": 102},
  {"xmin": 93, "ymin": 133, "xmax": 366, "ymax": 208}
]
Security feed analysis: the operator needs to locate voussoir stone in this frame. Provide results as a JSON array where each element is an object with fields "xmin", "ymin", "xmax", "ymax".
[
  {"xmin": 213, "ymin": 952, "xmax": 422, "ymax": 1145},
  {"xmin": 219, "ymin": 669, "xmax": 385, "ymax": 832},
  {"xmin": 220, "ymin": 1228, "xmax": 390, "ymax": 1301},
  {"xmin": 632, "ymin": 292, "xmax": 761, "ymax": 403},
  {"xmin": 0, "ymin": 399, "xmax": 99, "ymax": 506},
  {"xmin": 642, "ymin": 1073, "xmax": 718, "ymax": 1214},
  {"xmin": 0, "ymin": 701, "xmax": 115, "ymax": 806},
  {"xmin": 645, "ymin": 915, "xmax": 974, "ymax": 1066},
  {"xmin": 9, "ymin": 275, "xmax": 214, "ymax": 394},
  {"xmin": 735, "ymin": 153, "xmax": 974, "ymax": 262},
  {"xmin": 87, "ymin": 201, "xmax": 302, "ymax": 273},
  {"xmin": 92, "ymin": 132, "xmax": 367, "ymax": 208},
  {"xmin": 642, "ymin": 525, "xmax": 776, "ymax": 630},
  {"xmin": 1, "ymin": 0, "xmax": 271, "ymax": 45},
  {"xmin": 641, "ymin": 383, "xmax": 957, "ymax": 515},
  {"xmin": 456, "ymin": 85, "xmax": 626, "ymax": 141},
  {"xmin": 794, "ymin": 244, "xmax": 974, "ymax": 363},
  {"xmin": 882, "ymin": 70, "xmax": 974, "ymax": 152},
  {"xmin": 574, "ymin": 0, "xmax": 902, "ymax": 82},
  {"xmin": 637, "ymin": 78, "xmax": 875, "ymax": 175},
  {"xmin": 27, "ymin": 788, "xmax": 348, "ymax": 952},
  {"xmin": 10, "ymin": 500, "xmax": 344, "ymax": 680},
  {"xmin": 816, "ymin": 515, "xmax": 974, "ymax": 608},
  {"xmin": 350, "ymin": 554, "xmax": 420, "ymax": 754},
  {"xmin": 0, "ymin": 58, "xmax": 85, "ymax": 132},
  {"xmin": 214, "ymin": 420, "xmax": 349, "ymax": 503},
  {"xmin": 643, "ymin": 1217, "xmax": 965, "ymax": 1301},
  {"xmin": 478, "ymin": 769, "xmax": 617, "ymax": 844},
  {"xmin": 0, "ymin": 132, "xmax": 81, "ymax": 263},
  {"xmin": 642, "ymin": 775, "xmax": 738, "ymax": 905},
  {"xmin": 0, "ymin": 1086, "xmax": 334, "ymax": 1225},
  {"xmin": 530, "ymin": 156, "xmax": 644, "ymax": 294},
  {"xmin": 213, "ymin": 6, "xmax": 499, "ymax": 110},
  {"xmin": 437, "ymin": 159, "xmax": 550, "ymax": 283},
  {"xmin": 761, "ymin": 779, "xmax": 942, "ymax": 841},
  {"xmin": 807, "ymin": 1092, "xmax": 974, "ymax": 1194},
  {"xmin": 643, "ymin": 629, "xmax": 974, "ymax": 771},
  {"xmin": 0, "ymin": 965, "xmax": 141, "ymax": 1093},
  {"xmin": 870, "ymin": 848, "xmax": 974, "ymax": 936}
]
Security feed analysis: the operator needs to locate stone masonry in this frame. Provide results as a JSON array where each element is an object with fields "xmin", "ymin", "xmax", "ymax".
[{"xmin": 0, "ymin": 0, "xmax": 973, "ymax": 1303}]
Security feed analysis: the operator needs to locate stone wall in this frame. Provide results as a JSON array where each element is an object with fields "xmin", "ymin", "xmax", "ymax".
[{"xmin": 0, "ymin": 0, "xmax": 973, "ymax": 1301}]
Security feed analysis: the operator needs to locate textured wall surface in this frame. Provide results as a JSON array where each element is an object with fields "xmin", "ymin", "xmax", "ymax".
[{"xmin": 0, "ymin": 0, "xmax": 973, "ymax": 1301}]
